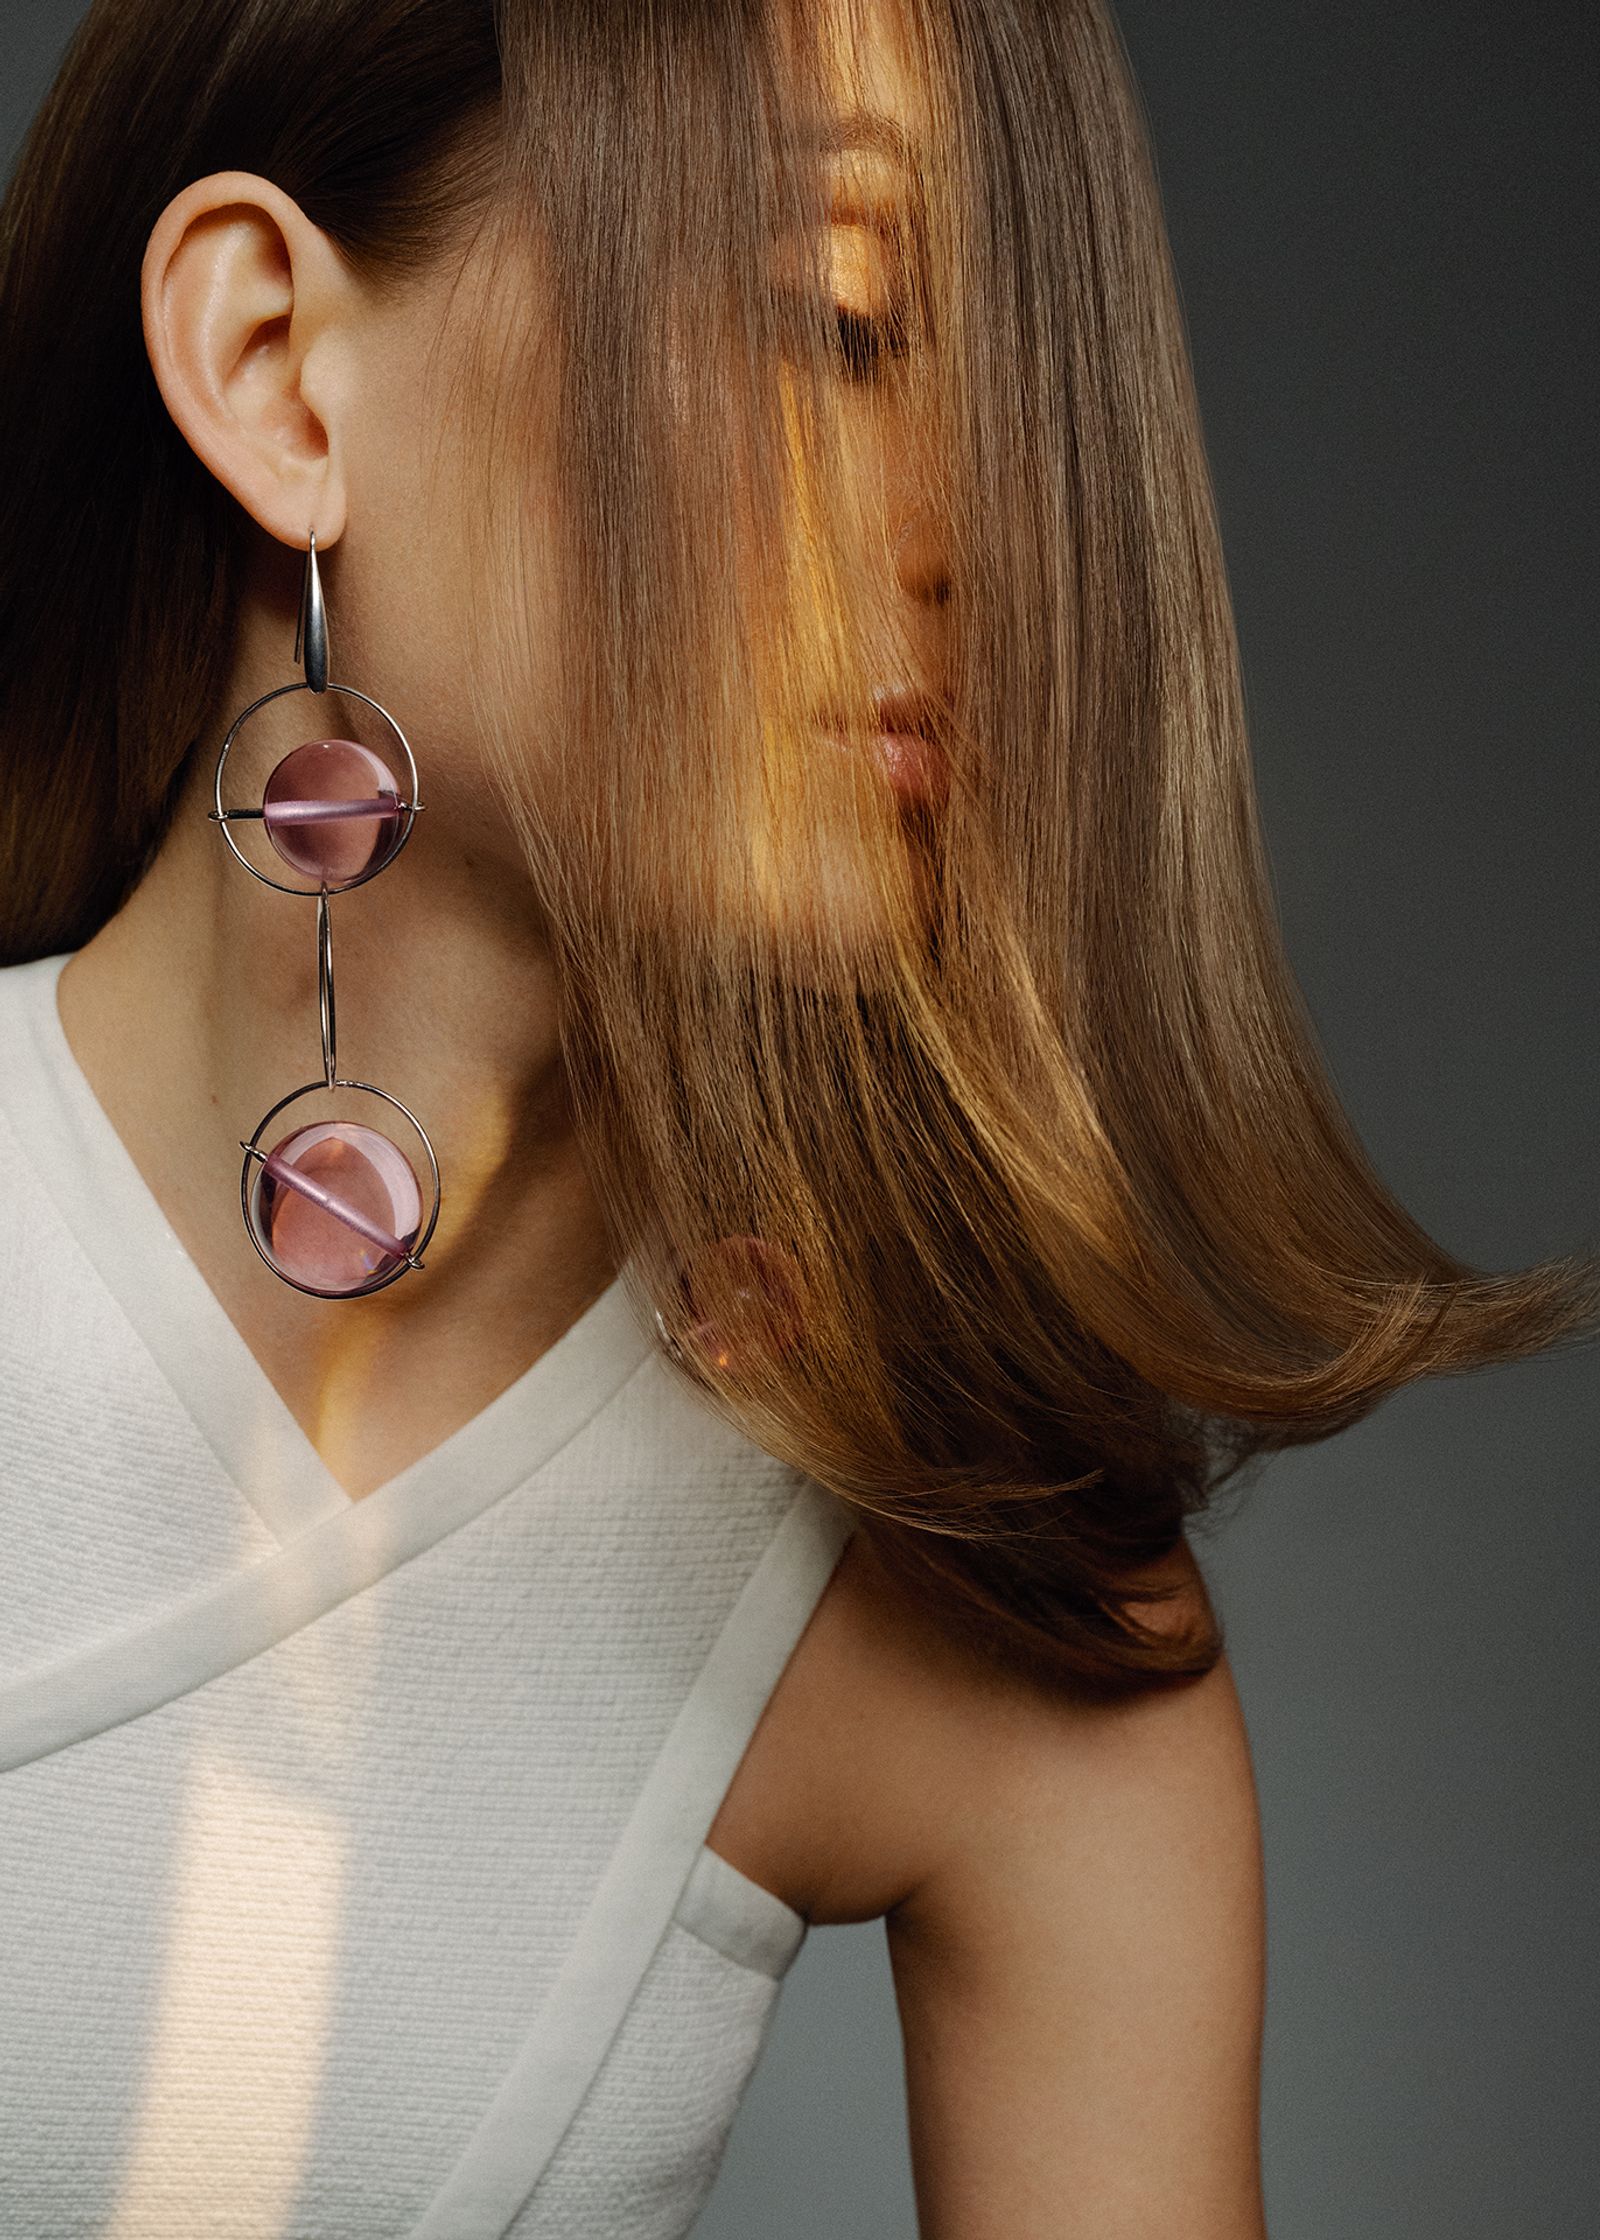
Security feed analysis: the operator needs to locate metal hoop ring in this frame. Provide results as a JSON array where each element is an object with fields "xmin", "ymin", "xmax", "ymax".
[
  {"xmin": 210, "ymin": 678, "xmax": 423, "ymax": 898},
  {"xmin": 238, "ymin": 1076, "xmax": 443, "ymax": 1300}
]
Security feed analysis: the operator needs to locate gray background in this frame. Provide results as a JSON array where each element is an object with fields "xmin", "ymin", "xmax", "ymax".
[{"xmin": 5, "ymin": 4, "xmax": 1594, "ymax": 2234}]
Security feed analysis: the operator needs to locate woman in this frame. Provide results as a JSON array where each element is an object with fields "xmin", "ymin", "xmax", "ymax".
[{"xmin": 0, "ymin": 0, "xmax": 1592, "ymax": 2232}]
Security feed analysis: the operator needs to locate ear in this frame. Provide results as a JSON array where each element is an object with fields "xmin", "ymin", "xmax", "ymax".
[{"xmin": 141, "ymin": 170, "xmax": 354, "ymax": 552}]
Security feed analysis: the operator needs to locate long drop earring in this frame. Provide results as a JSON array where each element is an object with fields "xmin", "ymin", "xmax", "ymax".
[{"xmin": 208, "ymin": 528, "xmax": 442, "ymax": 1299}]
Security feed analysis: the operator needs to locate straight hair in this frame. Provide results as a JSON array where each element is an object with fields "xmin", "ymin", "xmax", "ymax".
[{"xmin": 2, "ymin": 0, "xmax": 1595, "ymax": 1696}]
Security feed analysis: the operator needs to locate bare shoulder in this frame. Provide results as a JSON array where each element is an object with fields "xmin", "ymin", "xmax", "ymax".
[
  {"xmin": 706, "ymin": 1522, "xmax": 1016, "ymax": 1926},
  {"xmin": 711, "ymin": 1526, "xmax": 1268, "ymax": 2235},
  {"xmin": 875, "ymin": 1537, "xmax": 1267, "ymax": 2238}
]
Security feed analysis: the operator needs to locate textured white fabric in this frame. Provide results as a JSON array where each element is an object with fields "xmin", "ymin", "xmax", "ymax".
[{"xmin": 0, "ymin": 952, "xmax": 854, "ymax": 2238}]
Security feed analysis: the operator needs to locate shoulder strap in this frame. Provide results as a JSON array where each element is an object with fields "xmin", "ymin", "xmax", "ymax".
[{"xmin": 406, "ymin": 1477, "xmax": 856, "ymax": 2240}]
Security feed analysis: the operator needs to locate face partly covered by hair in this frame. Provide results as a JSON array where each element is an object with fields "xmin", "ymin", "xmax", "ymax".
[{"xmin": 374, "ymin": 0, "xmax": 966, "ymax": 984}]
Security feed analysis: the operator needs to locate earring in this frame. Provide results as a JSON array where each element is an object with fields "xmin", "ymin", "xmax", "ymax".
[{"xmin": 208, "ymin": 528, "xmax": 442, "ymax": 1299}]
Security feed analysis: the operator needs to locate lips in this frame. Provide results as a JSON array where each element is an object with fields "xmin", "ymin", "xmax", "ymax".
[
  {"xmin": 868, "ymin": 728, "xmax": 947, "ymax": 808},
  {"xmin": 817, "ymin": 685, "xmax": 950, "ymax": 809}
]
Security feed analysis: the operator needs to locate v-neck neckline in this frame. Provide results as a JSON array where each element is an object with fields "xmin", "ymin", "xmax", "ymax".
[{"xmin": 0, "ymin": 951, "xmax": 657, "ymax": 1548}]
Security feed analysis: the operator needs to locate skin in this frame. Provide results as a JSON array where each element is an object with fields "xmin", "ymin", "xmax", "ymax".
[{"xmin": 56, "ymin": 0, "xmax": 1268, "ymax": 2228}]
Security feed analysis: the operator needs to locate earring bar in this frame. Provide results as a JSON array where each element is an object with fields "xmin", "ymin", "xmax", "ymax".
[
  {"xmin": 208, "ymin": 799, "xmax": 423, "ymax": 824},
  {"xmin": 239, "ymin": 1139, "xmax": 425, "ymax": 1269}
]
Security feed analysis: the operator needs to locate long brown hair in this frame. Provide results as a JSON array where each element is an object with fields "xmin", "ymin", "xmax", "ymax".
[{"xmin": 3, "ymin": 0, "xmax": 1595, "ymax": 1697}]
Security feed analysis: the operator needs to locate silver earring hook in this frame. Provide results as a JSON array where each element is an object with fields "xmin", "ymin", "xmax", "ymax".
[{"xmin": 293, "ymin": 527, "xmax": 329, "ymax": 694}]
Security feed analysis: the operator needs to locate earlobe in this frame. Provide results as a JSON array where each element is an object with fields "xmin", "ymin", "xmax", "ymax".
[{"xmin": 140, "ymin": 169, "xmax": 348, "ymax": 549}]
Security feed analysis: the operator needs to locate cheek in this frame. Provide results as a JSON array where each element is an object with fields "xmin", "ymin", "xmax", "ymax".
[
  {"xmin": 347, "ymin": 238, "xmax": 577, "ymax": 861},
  {"xmin": 595, "ymin": 385, "xmax": 936, "ymax": 974},
  {"xmin": 394, "ymin": 457, "xmax": 571, "ymax": 864}
]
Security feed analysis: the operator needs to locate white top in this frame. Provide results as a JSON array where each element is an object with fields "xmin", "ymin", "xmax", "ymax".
[{"xmin": 0, "ymin": 951, "xmax": 856, "ymax": 2239}]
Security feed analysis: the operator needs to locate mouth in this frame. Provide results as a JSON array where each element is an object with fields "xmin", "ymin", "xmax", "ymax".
[{"xmin": 815, "ymin": 685, "xmax": 950, "ymax": 811}]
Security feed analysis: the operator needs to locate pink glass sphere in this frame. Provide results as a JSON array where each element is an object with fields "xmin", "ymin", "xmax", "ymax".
[
  {"xmin": 262, "ymin": 739, "xmax": 403, "ymax": 887},
  {"xmin": 248, "ymin": 1119, "xmax": 424, "ymax": 1297}
]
